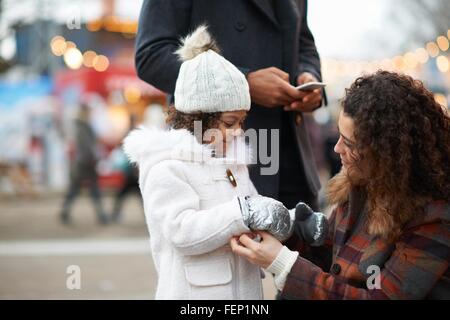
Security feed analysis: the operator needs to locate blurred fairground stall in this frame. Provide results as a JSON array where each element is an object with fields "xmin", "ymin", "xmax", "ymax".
[{"xmin": 0, "ymin": 0, "xmax": 167, "ymax": 195}]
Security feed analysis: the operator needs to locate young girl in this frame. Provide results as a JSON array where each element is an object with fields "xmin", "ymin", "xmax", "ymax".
[{"xmin": 124, "ymin": 25, "xmax": 325, "ymax": 300}]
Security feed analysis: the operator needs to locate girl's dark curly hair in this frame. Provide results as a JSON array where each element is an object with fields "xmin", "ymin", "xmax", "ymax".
[
  {"xmin": 328, "ymin": 71, "xmax": 450, "ymax": 240},
  {"xmin": 166, "ymin": 105, "xmax": 221, "ymax": 141}
]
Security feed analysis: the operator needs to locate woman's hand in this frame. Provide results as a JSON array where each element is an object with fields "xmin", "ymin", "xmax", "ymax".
[{"xmin": 230, "ymin": 231, "xmax": 283, "ymax": 269}]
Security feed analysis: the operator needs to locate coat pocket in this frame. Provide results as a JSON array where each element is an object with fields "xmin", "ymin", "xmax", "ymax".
[{"xmin": 184, "ymin": 258, "xmax": 234, "ymax": 300}]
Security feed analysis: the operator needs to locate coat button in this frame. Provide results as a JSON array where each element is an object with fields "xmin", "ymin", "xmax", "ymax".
[
  {"xmin": 295, "ymin": 113, "xmax": 302, "ymax": 125},
  {"xmin": 234, "ymin": 21, "xmax": 246, "ymax": 31},
  {"xmin": 331, "ymin": 263, "xmax": 341, "ymax": 275}
]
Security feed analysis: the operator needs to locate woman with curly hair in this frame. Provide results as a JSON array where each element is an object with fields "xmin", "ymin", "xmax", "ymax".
[{"xmin": 231, "ymin": 71, "xmax": 450, "ymax": 299}]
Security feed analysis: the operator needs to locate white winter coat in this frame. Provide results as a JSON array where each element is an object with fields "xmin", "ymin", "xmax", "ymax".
[{"xmin": 123, "ymin": 127, "xmax": 263, "ymax": 300}]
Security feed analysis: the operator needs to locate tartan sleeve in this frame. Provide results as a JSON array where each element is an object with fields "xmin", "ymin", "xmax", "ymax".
[{"xmin": 281, "ymin": 217, "xmax": 450, "ymax": 300}]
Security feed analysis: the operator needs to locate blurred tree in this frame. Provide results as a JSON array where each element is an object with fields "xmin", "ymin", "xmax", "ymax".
[{"xmin": 389, "ymin": 0, "xmax": 450, "ymax": 43}]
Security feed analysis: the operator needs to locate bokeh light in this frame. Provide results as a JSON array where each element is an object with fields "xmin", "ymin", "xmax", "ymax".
[
  {"xmin": 436, "ymin": 36, "xmax": 449, "ymax": 52},
  {"xmin": 63, "ymin": 48, "xmax": 83, "ymax": 69},
  {"xmin": 82, "ymin": 50, "xmax": 97, "ymax": 68},
  {"xmin": 426, "ymin": 42, "xmax": 440, "ymax": 57},
  {"xmin": 415, "ymin": 47, "xmax": 429, "ymax": 64},
  {"xmin": 436, "ymin": 55, "xmax": 449, "ymax": 73},
  {"xmin": 50, "ymin": 36, "xmax": 67, "ymax": 56},
  {"xmin": 92, "ymin": 55, "xmax": 110, "ymax": 72},
  {"xmin": 123, "ymin": 86, "xmax": 141, "ymax": 104}
]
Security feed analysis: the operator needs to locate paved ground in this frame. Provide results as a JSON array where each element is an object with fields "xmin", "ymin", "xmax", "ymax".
[{"xmin": 0, "ymin": 193, "xmax": 278, "ymax": 299}]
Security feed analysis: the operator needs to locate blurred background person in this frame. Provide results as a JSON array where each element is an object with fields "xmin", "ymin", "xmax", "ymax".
[
  {"xmin": 110, "ymin": 114, "xmax": 140, "ymax": 223},
  {"xmin": 60, "ymin": 104, "xmax": 108, "ymax": 225}
]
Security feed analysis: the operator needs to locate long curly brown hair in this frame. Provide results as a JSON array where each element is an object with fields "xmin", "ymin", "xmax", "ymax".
[{"xmin": 327, "ymin": 71, "xmax": 450, "ymax": 240}]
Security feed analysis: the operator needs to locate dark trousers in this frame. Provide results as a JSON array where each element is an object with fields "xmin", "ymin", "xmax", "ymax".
[
  {"xmin": 112, "ymin": 173, "xmax": 140, "ymax": 219},
  {"xmin": 61, "ymin": 164, "xmax": 105, "ymax": 219}
]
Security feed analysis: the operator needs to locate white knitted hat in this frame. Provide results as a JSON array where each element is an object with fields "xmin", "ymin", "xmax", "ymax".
[{"xmin": 174, "ymin": 25, "xmax": 251, "ymax": 114}]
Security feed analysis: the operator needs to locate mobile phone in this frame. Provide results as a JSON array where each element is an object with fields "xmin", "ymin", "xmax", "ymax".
[{"xmin": 295, "ymin": 82, "xmax": 326, "ymax": 91}]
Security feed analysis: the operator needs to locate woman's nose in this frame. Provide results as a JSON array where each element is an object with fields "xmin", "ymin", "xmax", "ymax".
[{"xmin": 334, "ymin": 137, "xmax": 343, "ymax": 154}]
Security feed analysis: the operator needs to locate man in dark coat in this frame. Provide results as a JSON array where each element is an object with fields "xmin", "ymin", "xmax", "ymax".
[{"xmin": 135, "ymin": 0, "xmax": 325, "ymax": 210}]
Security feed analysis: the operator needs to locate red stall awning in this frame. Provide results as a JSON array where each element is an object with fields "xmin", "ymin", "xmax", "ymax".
[{"xmin": 54, "ymin": 65, "xmax": 166, "ymax": 98}]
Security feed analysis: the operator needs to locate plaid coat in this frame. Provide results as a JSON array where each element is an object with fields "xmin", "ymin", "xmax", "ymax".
[{"xmin": 282, "ymin": 188, "xmax": 450, "ymax": 299}]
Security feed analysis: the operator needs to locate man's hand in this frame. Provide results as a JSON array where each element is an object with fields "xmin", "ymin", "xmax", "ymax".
[
  {"xmin": 230, "ymin": 231, "xmax": 283, "ymax": 269},
  {"xmin": 247, "ymin": 67, "xmax": 304, "ymax": 108},
  {"xmin": 284, "ymin": 72, "xmax": 322, "ymax": 112}
]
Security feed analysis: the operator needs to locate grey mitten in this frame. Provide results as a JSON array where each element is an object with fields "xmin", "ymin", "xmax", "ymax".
[
  {"xmin": 288, "ymin": 202, "xmax": 328, "ymax": 246},
  {"xmin": 237, "ymin": 195, "xmax": 292, "ymax": 241}
]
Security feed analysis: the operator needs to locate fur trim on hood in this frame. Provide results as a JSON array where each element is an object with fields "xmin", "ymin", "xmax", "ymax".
[{"xmin": 122, "ymin": 126, "xmax": 254, "ymax": 170}]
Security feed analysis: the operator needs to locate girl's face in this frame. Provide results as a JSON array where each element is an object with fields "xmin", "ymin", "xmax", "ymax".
[
  {"xmin": 334, "ymin": 110, "xmax": 367, "ymax": 181},
  {"xmin": 204, "ymin": 110, "xmax": 247, "ymax": 155}
]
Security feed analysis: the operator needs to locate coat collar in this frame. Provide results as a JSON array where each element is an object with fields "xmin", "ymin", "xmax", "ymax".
[
  {"xmin": 247, "ymin": 0, "xmax": 300, "ymax": 29},
  {"xmin": 247, "ymin": 0, "xmax": 279, "ymax": 28},
  {"xmin": 333, "ymin": 187, "xmax": 368, "ymax": 253},
  {"xmin": 123, "ymin": 126, "xmax": 254, "ymax": 169}
]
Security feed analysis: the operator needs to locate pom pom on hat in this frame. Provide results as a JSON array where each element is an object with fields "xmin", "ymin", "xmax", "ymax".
[{"xmin": 175, "ymin": 25, "xmax": 220, "ymax": 62}]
